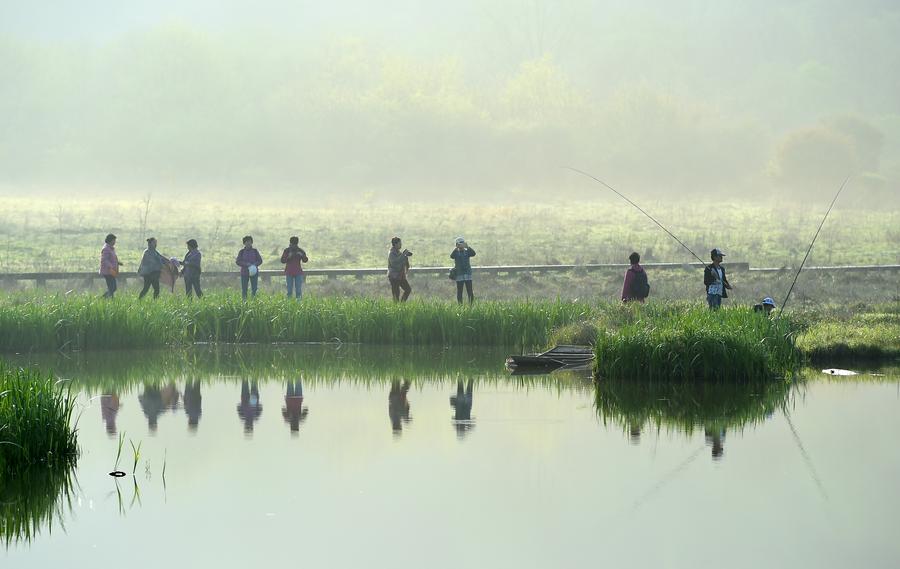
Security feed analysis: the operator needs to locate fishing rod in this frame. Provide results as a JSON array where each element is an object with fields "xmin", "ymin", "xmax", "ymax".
[
  {"xmin": 779, "ymin": 177, "xmax": 850, "ymax": 313},
  {"xmin": 564, "ymin": 167, "xmax": 707, "ymax": 266}
]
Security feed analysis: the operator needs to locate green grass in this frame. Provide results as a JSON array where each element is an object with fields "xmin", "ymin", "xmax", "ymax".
[
  {"xmin": 592, "ymin": 304, "xmax": 799, "ymax": 381},
  {"xmin": 795, "ymin": 308, "xmax": 900, "ymax": 362},
  {"xmin": 0, "ymin": 292, "xmax": 595, "ymax": 351},
  {"xmin": 0, "ymin": 363, "xmax": 78, "ymax": 480}
]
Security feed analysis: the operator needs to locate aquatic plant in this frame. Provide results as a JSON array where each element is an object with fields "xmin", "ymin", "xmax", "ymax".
[
  {"xmin": 593, "ymin": 304, "xmax": 799, "ymax": 382},
  {"xmin": 0, "ymin": 364, "xmax": 78, "ymax": 478}
]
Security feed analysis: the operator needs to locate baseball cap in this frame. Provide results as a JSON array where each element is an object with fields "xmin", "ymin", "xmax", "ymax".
[
  {"xmin": 455, "ymin": 237, "xmax": 466, "ymax": 245},
  {"xmin": 710, "ymin": 248, "xmax": 726, "ymax": 258},
  {"xmin": 762, "ymin": 297, "xmax": 776, "ymax": 307}
]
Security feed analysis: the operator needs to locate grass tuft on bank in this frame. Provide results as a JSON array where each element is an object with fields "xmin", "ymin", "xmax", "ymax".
[{"xmin": 592, "ymin": 305, "xmax": 799, "ymax": 382}]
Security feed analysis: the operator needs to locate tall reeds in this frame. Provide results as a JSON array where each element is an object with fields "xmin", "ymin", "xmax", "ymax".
[{"xmin": 0, "ymin": 293, "xmax": 594, "ymax": 351}]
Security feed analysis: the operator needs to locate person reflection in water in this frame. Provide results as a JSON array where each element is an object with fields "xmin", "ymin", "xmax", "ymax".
[
  {"xmin": 705, "ymin": 427, "xmax": 726, "ymax": 460},
  {"xmin": 237, "ymin": 380, "xmax": 263, "ymax": 435},
  {"xmin": 388, "ymin": 380, "xmax": 412, "ymax": 437},
  {"xmin": 100, "ymin": 392, "xmax": 120, "ymax": 436},
  {"xmin": 184, "ymin": 380, "xmax": 202, "ymax": 432},
  {"xmin": 139, "ymin": 382, "xmax": 180, "ymax": 434},
  {"xmin": 282, "ymin": 380, "xmax": 309, "ymax": 435},
  {"xmin": 628, "ymin": 423, "xmax": 642, "ymax": 445},
  {"xmin": 449, "ymin": 380, "xmax": 475, "ymax": 439}
]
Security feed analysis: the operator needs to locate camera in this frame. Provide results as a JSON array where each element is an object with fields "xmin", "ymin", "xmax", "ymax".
[{"xmin": 403, "ymin": 249, "xmax": 413, "ymax": 257}]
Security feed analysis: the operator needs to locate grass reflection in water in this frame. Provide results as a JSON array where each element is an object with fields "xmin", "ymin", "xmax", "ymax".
[{"xmin": 595, "ymin": 378, "xmax": 795, "ymax": 460}]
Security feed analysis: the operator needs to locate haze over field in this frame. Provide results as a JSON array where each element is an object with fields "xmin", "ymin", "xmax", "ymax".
[{"xmin": 2, "ymin": 0, "xmax": 899, "ymax": 202}]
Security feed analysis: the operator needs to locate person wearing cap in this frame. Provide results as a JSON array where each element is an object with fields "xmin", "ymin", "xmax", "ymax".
[
  {"xmin": 753, "ymin": 297, "xmax": 777, "ymax": 315},
  {"xmin": 703, "ymin": 248, "xmax": 731, "ymax": 309},
  {"xmin": 450, "ymin": 237, "xmax": 476, "ymax": 304}
]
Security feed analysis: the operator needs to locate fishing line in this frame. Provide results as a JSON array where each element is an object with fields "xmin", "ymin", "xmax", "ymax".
[
  {"xmin": 564, "ymin": 167, "xmax": 707, "ymax": 266},
  {"xmin": 779, "ymin": 177, "xmax": 850, "ymax": 313}
]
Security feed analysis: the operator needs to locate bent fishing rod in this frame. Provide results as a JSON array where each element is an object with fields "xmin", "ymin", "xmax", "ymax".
[
  {"xmin": 778, "ymin": 177, "xmax": 850, "ymax": 313},
  {"xmin": 564, "ymin": 167, "xmax": 707, "ymax": 266}
]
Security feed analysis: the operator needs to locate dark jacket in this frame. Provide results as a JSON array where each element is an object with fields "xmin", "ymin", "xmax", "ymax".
[
  {"xmin": 450, "ymin": 247, "xmax": 476, "ymax": 276},
  {"xmin": 703, "ymin": 263, "xmax": 730, "ymax": 298}
]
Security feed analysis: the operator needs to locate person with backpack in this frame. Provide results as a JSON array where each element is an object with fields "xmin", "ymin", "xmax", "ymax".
[
  {"xmin": 622, "ymin": 252, "xmax": 649, "ymax": 303},
  {"xmin": 280, "ymin": 236, "xmax": 309, "ymax": 299},
  {"xmin": 703, "ymin": 248, "xmax": 732, "ymax": 309}
]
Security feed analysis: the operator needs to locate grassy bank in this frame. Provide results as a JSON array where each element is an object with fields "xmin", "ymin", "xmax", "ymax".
[
  {"xmin": 792, "ymin": 304, "xmax": 900, "ymax": 362},
  {"xmin": 0, "ymin": 293, "xmax": 594, "ymax": 351},
  {"xmin": 0, "ymin": 364, "xmax": 78, "ymax": 480}
]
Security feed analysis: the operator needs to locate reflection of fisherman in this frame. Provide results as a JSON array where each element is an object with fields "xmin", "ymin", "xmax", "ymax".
[
  {"xmin": 705, "ymin": 427, "xmax": 726, "ymax": 460},
  {"xmin": 139, "ymin": 383, "xmax": 180, "ymax": 433},
  {"xmin": 449, "ymin": 380, "xmax": 474, "ymax": 439},
  {"xmin": 237, "ymin": 380, "xmax": 263, "ymax": 435},
  {"xmin": 282, "ymin": 380, "xmax": 309, "ymax": 435},
  {"xmin": 388, "ymin": 380, "xmax": 412, "ymax": 436},
  {"xmin": 100, "ymin": 393, "xmax": 120, "ymax": 436},
  {"xmin": 628, "ymin": 423, "xmax": 642, "ymax": 445},
  {"xmin": 184, "ymin": 380, "xmax": 202, "ymax": 432}
]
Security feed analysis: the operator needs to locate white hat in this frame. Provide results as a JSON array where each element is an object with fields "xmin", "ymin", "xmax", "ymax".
[{"xmin": 455, "ymin": 237, "xmax": 466, "ymax": 245}]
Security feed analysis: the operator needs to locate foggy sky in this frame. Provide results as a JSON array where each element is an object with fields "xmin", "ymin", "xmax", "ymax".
[{"xmin": 1, "ymin": 0, "xmax": 898, "ymax": 201}]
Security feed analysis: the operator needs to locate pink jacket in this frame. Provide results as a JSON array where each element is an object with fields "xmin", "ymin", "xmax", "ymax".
[{"xmin": 100, "ymin": 243, "xmax": 119, "ymax": 276}]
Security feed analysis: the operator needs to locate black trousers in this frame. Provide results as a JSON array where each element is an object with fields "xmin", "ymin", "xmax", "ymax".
[
  {"xmin": 184, "ymin": 272, "xmax": 203, "ymax": 298},
  {"xmin": 456, "ymin": 280, "xmax": 474, "ymax": 303},
  {"xmin": 139, "ymin": 271, "xmax": 161, "ymax": 299},
  {"xmin": 389, "ymin": 276, "xmax": 412, "ymax": 302}
]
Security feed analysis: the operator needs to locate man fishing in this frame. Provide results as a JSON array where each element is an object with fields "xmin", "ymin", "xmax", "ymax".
[{"xmin": 703, "ymin": 248, "xmax": 731, "ymax": 309}]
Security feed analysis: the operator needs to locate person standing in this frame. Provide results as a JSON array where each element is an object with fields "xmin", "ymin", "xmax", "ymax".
[
  {"xmin": 703, "ymin": 248, "xmax": 732, "ymax": 309},
  {"xmin": 280, "ymin": 236, "xmax": 309, "ymax": 300},
  {"xmin": 387, "ymin": 237, "xmax": 412, "ymax": 302},
  {"xmin": 236, "ymin": 235, "xmax": 263, "ymax": 300},
  {"xmin": 99, "ymin": 233, "xmax": 121, "ymax": 298},
  {"xmin": 137, "ymin": 237, "xmax": 167, "ymax": 299},
  {"xmin": 621, "ymin": 251, "xmax": 649, "ymax": 303},
  {"xmin": 181, "ymin": 239, "xmax": 203, "ymax": 298},
  {"xmin": 450, "ymin": 237, "xmax": 476, "ymax": 304}
]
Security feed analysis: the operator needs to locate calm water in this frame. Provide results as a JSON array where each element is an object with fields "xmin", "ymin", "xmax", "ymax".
[{"xmin": 4, "ymin": 346, "xmax": 900, "ymax": 568}]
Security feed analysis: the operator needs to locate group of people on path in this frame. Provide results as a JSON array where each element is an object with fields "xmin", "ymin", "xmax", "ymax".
[
  {"xmin": 102, "ymin": 233, "xmax": 772, "ymax": 309},
  {"xmin": 99, "ymin": 233, "xmax": 478, "ymax": 304}
]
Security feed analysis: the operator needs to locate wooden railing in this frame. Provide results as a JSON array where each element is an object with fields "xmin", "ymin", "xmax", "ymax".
[{"xmin": 3, "ymin": 262, "xmax": 899, "ymax": 287}]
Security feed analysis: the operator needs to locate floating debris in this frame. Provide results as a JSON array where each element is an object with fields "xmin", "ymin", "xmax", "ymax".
[{"xmin": 822, "ymin": 369, "xmax": 858, "ymax": 376}]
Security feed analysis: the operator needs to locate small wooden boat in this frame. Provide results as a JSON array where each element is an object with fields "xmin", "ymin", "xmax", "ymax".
[{"xmin": 506, "ymin": 345, "xmax": 594, "ymax": 372}]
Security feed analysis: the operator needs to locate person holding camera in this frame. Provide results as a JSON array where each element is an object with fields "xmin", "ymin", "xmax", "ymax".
[
  {"xmin": 387, "ymin": 236, "xmax": 412, "ymax": 302},
  {"xmin": 450, "ymin": 237, "xmax": 476, "ymax": 304},
  {"xmin": 281, "ymin": 236, "xmax": 309, "ymax": 299}
]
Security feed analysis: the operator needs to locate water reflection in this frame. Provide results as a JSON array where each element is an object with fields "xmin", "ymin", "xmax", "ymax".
[
  {"xmin": 139, "ymin": 383, "xmax": 180, "ymax": 434},
  {"xmin": 0, "ymin": 466, "xmax": 75, "ymax": 547},
  {"xmin": 184, "ymin": 381, "xmax": 202, "ymax": 432},
  {"xmin": 450, "ymin": 379, "xmax": 475, "ymax": 439},
  {"xmin": 100, "ymin": 392, "xmax": 120, "ymax": 436},
  {"xmin": 282, "ymin": 380, "xmax": 308, "ymax": 435},
  {"xmin": 388, "ymin": 380, "xmax": 412, "ymax": 437},
  {"xmin": 595, "ymin": 379, "xmax": 793, "ymax": 461},
  {"xmin": 237, "ymin": 380, "xmax": 263, "ymax": 436}
]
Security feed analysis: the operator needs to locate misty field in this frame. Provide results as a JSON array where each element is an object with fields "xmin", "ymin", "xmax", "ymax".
[{"xmin": 1, "ymin": 197, "xmax": 898, "ymax": 272}]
